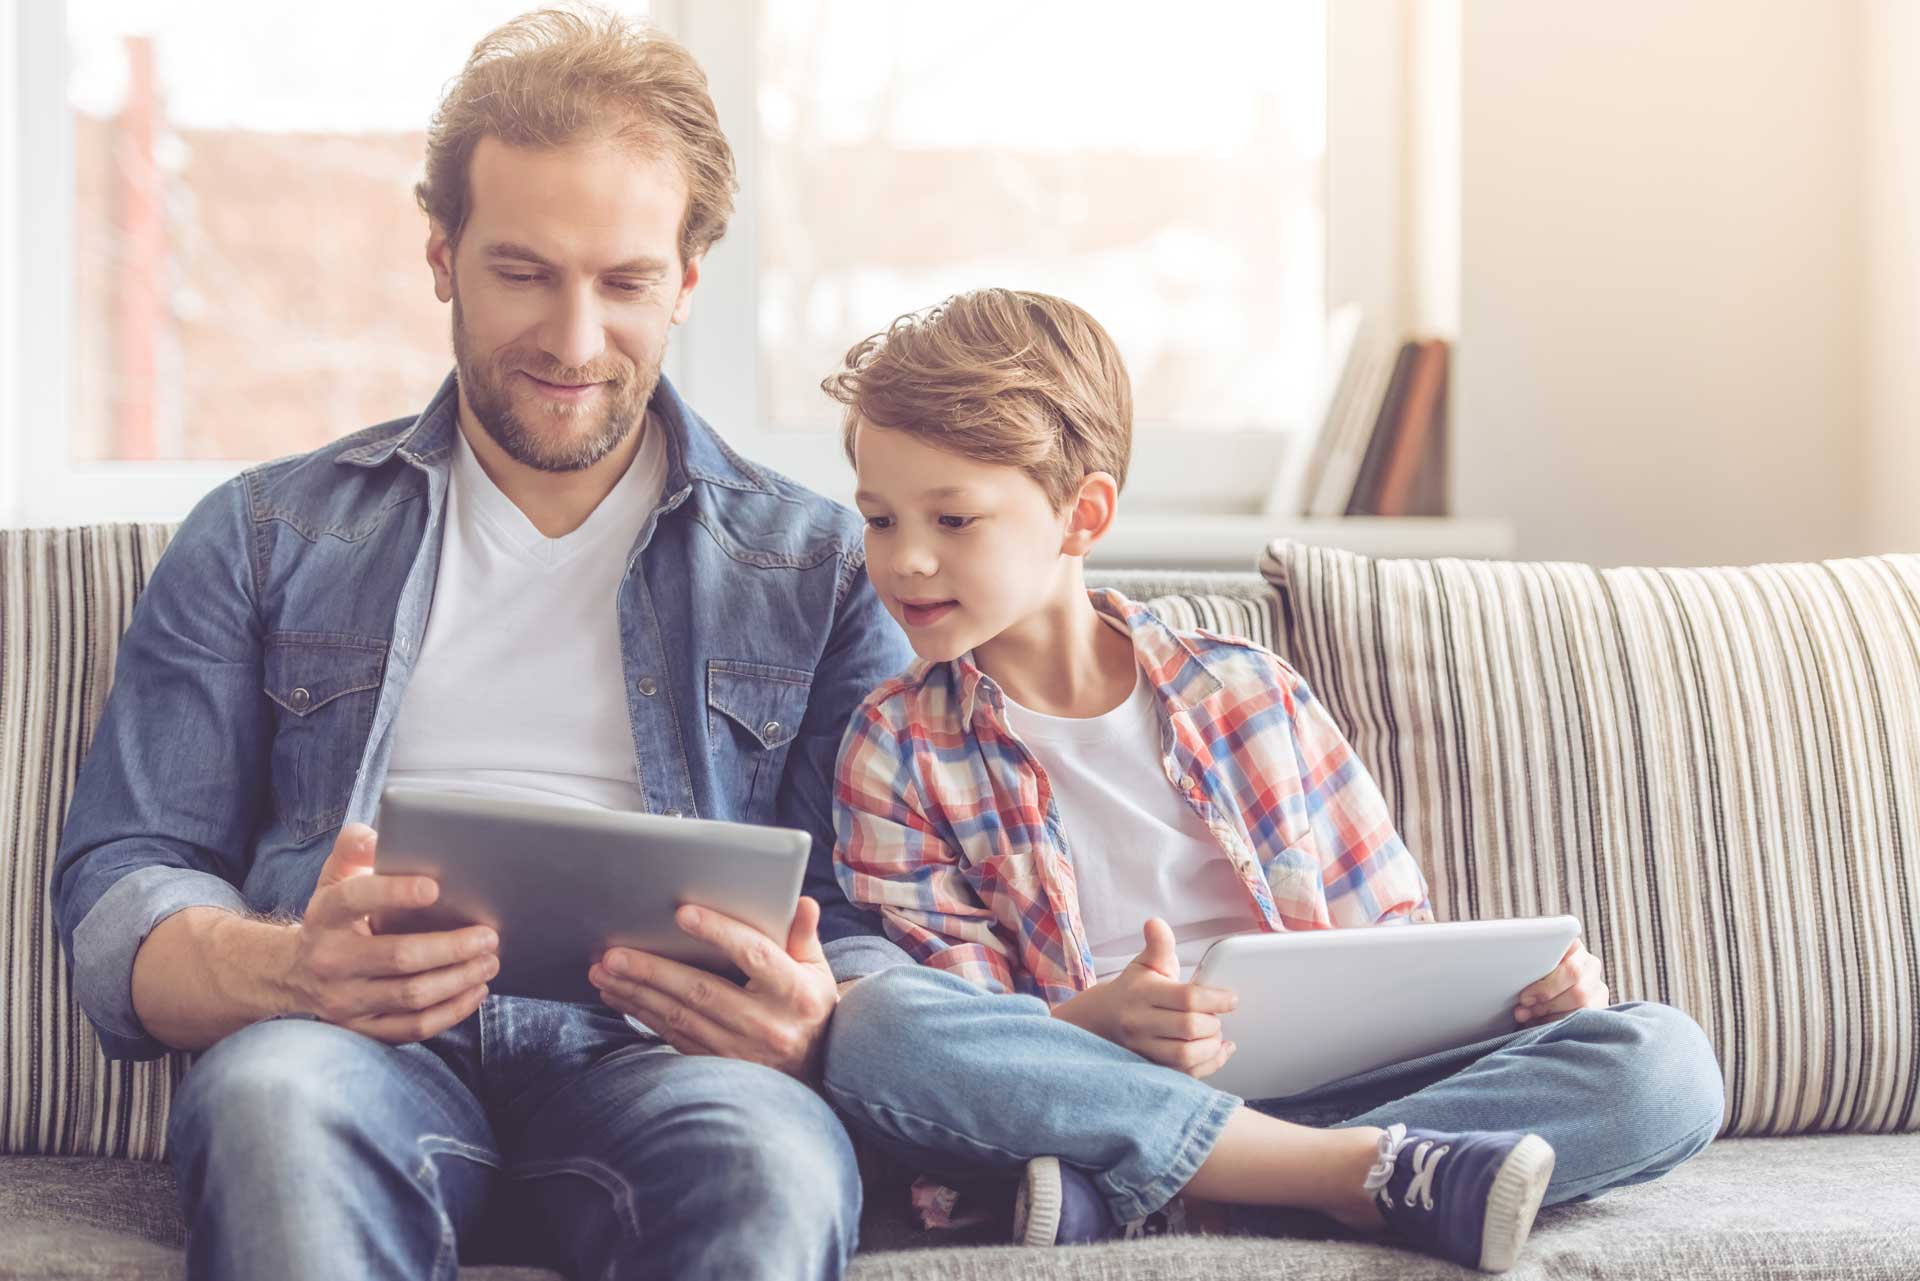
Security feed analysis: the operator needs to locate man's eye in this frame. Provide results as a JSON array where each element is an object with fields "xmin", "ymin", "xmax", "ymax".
[
  {"xmin": 498, "ymin": 271, "xmax": 542, "ymax": 285},
  {"xmin": 938, "ymin": 515, "xmax": 978, "ymax": 530},
  {"xmin": 607, "ymin": 280, "xmax": 650, "ymax": 295},
  {"xmin": 864, "ymin": 515, "xmax": 893, "ymax": 531}
]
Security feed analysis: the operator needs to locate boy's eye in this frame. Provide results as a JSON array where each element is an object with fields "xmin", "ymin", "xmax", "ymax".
[
  {"xmin": 864, "ymin": 515, "xmax": 894, "ymax": 531},
  {"xmin": 938, "ymin": 515, "xmax": 978, "ymax": 530}
]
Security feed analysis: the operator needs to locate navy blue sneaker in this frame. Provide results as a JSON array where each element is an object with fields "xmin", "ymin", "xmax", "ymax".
[
  {"xmin": 1012, "ymin": 1157, "xmax": 1191, "ymax": 1246},
  {"xmin": 1365, "ymin": 1123, "xmax": 1556, "ymax": 1273}
]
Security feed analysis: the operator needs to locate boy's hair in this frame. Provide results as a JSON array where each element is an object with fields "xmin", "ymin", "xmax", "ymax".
[
  {"xmin": 416, "ymin": 5, "xmax": 737, "ymax": 264},
  {"xmin": 821, "ymin": 289, "xmax": 1132, "ymax": 510}
]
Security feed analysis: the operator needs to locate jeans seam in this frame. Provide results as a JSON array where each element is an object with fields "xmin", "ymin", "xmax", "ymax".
[
  {"xmin": 1097, "ymin": 1089, "xmax": 1243, "ymax": 1223},
  {"xmin": 415, "ymin": 1136, "xmax": 501, "ymax": 1281},
  {"xmin": 511, "ymin": 1156, "xmax": 645, "ymax": 1248},
  {"xmin": 1549, "ymin": 1111, "xmax": 1721, "ymax": 1201}
]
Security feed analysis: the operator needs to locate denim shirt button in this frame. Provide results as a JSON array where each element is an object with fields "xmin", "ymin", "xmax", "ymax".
[
  {"xmin": 762, "ymin": 720, "xmax": 781, "ymax": 739},
  {"xmin": 638, "ymin": 677, "xmax": 659, "ymax": 697},
  {"xmin": 289, "ymin": 687, "xmax": 312, "ymax": 712}
]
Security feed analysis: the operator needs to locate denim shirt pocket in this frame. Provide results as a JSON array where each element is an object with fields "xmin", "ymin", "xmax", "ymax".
[
  {"xmin": 706, "ymin": 659, "xmax": 813, "ymax": 824},
  {"xmin": 263, "ymin": 632, "xmax": 388, "ymax": 843}
]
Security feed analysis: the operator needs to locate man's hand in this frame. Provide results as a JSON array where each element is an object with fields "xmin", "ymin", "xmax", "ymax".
[
  {"xmin": 589, "ymin": 896, "xmax": 838, "ymax": 1080},
  {"xmin": 1049, "ymin": 918, "xmax": 1239, "ymax": 1078},
  {"xmin": 281, "ymin": 823, "xmax": 499, "ymax": 1043},
  {"xmin": 1515, "ymin": 938, "xmax": 1609, "ymax": 1023}
]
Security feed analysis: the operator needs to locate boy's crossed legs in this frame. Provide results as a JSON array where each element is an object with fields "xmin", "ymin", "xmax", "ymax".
[{"xmin": 824, "ymin": 965, "xmax": 1723, "ymax": 1267}]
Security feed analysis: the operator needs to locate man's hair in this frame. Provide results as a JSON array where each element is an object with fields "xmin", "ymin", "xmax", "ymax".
[
  {"xmin": 821, "ymin": 289, "xmax": 1132, "ymax": 510},
  {"xmin": 415, "ymin": 5, "xmax": 737, "ymax": 263}
]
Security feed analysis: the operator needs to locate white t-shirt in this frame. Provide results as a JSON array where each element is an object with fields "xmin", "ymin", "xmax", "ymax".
[
  {"xmin": 1003, "ymin": 666, "xmax": 1260, "ymax": 981},
  {"xmin": 385, "ymin": 418, "xmax": 668, "ymax": 811}
]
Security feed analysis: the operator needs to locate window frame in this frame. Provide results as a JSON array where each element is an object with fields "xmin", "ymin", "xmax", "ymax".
[{"xmin": 3, "ymin": 0, "xmax": 1412, "ymax": 527}]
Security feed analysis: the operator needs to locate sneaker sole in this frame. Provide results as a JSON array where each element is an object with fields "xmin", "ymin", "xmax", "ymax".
[
  {"xmin": 1014, "ymin": 1156, "xmax": 1064, "ymax": 1247},
  {"xmin": 1478, "ymin": 1135, "xmax": 1555, "ymax": 1273}
]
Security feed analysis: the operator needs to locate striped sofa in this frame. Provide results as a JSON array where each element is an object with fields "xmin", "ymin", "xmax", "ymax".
[{"xmin": 3, "ymin": 524, "xmax": 1917, "ymax": 1280}]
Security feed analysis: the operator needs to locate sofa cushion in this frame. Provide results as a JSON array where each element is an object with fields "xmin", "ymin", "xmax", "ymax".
[
  {"xmin": 1088, "ymin": 569, "xmax": 1284, "ymax": 656},
  {"xmin": 1, "ymin": 526, "xmax": 184, "ymax": 1160},
  {"xmin": 1260, "ymin": 540, "xmax": 1920, "ymax": 1137},
  {"xmin": 3, "ymin": 1136, "xmax": 1916, "ymax": 1279}
]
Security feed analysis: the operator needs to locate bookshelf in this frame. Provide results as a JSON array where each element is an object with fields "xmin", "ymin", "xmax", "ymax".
[{"xmin": 1088, "ymin": 514, "xmax": 1517, "ymax": 570}]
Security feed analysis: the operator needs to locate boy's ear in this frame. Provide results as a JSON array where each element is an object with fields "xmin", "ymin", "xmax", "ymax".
[{"xmin": 1060, "ymin": 472, "xmax": 1120, "ymax": 558}]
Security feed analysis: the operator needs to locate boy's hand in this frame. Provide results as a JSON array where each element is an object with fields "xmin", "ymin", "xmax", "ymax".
[
  {"xmin": 1051, "ymin": 918, "xmax": 1239, "ymax": 1078},
  {"xmin": 1515, "ymin": 938, "xmax": 1609, "ymax": 1023}
]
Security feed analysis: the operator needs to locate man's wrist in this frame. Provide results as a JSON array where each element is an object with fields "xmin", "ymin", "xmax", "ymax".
[{"xmin": 209, "ymin": 913, "xmax": 305, "ymax": 1020}]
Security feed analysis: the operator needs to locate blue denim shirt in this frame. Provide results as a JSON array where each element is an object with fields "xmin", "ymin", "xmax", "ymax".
[{"xmin": 50, "ymin": 372, "xmax": 916, "ymax": 1060}]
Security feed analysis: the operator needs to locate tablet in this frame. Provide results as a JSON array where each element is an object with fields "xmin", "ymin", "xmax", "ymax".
[
  {"xmin": 1190, "ymin": 915, "xmax": 1581, "ymax": 1101},
  {"xmin": 370, "ymin": 784, "xmax": 810, "ymax": 1004}
]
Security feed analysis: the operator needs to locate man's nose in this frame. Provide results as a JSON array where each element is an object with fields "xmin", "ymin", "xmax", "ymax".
[{"xmin": 539, "ymin": 285, "xmax": 606, "ymax": 372}]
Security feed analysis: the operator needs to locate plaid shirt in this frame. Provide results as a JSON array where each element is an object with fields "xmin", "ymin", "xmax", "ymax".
[{"xmin": 833, "ymin": 590, "xmax": 1433, "ymax": 1004}]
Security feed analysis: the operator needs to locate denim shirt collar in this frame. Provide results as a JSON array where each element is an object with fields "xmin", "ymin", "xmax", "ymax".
[{"xmin": 332, "ymin": 369, "xmax": 775, "ymax": 503}]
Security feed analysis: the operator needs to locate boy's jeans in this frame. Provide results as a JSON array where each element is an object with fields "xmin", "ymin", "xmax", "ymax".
[
  {"xmin": 167, "ymin": 997, "xmax": 859, "ymax": 1281},
  {"xmin": 823, "ymin": 966, "xmax": 1725, "ymax": 1225}
]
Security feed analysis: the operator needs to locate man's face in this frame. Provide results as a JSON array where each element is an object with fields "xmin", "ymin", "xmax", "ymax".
[
  {"xmin": 427, "ymin": 136, "xmax": 701, "ymax": 472},
  {"xmin": 852, "ymin": 419, "xmax": 1077, "ymax": 663}
]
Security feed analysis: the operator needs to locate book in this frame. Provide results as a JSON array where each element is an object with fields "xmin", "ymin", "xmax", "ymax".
[
  {"xmin": 1371, "ymin": 340, "xmax": 1450, "ymax": 517},
  {"xmin": 1338, "ymin": 340, "xmax": 1418, "ymax": 517}
]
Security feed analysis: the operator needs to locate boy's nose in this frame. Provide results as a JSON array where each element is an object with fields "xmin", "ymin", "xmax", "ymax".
[{"xmin": 892, "ymin": 542, "xmax": 937, "ymax": 578}]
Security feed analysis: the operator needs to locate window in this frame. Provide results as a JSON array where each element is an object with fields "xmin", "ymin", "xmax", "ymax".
[
  {"xmin": 752, "ymin": 0, "xmax": 1325, "ymax": 435},
  {"xmin": 6, "ymin": 0, "xmax": 1405, "ymax": 527}
]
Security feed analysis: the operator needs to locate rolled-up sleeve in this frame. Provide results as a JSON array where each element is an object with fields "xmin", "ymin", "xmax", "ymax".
[{"xmin": 50, "ymin": 478, "xmax": 273, "ymax": 1060}]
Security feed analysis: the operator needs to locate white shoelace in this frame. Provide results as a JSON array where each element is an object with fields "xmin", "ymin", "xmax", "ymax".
[{"xmin": 1363, "ymin": 1122, "xmax": 1452, "ymax": 1211}]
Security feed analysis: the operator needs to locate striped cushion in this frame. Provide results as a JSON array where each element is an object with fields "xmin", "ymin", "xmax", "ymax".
[
  {"xmin": 1260, "ymin": 539, "xmax": 1920, "ymax": 1136},
  {"xmin": 2, "ymin": 525, "xmax": 185, "ymax": 1159}
]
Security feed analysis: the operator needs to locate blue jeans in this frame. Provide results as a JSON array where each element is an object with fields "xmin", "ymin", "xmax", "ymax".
[
  {"xmin": 823, "ymin": 966, "xmax": 1725, "ymax": 1225},
  {"xmin": 167, "ymin": 998, "xmax": 860, "ymax": 1281}
]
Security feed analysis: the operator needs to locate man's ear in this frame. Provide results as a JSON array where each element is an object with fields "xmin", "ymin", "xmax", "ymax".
[
  {"xmin": 1060, "ymin": 472, "xmax": 1120, "ymax": 558},
  {"xmin": 427, "ymin": 221, "xmax": 455, "ymax": 304},
  {"xmin": 670, "ymin": 253, "xmax": 704, "ymax": 326}
]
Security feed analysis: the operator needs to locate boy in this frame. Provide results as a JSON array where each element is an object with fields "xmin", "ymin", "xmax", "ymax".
[{"xmin": 820, "ymin": 289, "xmax": 1723, "ymax": 1272}]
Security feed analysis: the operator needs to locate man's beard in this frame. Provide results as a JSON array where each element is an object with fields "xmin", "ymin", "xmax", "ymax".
[{"xmin": 450, "ymin": 292, "xmax": 661, "ymax": 473}]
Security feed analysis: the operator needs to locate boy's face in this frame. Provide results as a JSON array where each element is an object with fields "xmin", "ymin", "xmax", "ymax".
[{"xmin": 852, "ymin": 420, "xmax": 1078, "ymax": 663}]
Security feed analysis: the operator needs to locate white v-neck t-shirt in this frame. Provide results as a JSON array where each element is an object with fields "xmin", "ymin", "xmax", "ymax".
[
  {"xmin": 385, "ymin": 419, "xmax": 668, "ymax": 811},
  {"xmin": 1003, "ymin": 667, "xmax": 1260, "ymax": 981}
]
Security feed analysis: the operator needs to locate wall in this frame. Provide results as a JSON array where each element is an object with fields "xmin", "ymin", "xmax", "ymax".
[
  {"xmin": 1456, "ymin": 0, "xmax": 1867, "ymax": 567},
  {"xmin": 1864, "ymin": 0, "xmax": 1920, "ymax": 554}
]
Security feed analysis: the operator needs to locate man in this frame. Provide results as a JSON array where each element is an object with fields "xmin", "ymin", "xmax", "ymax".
[{"xmin": 50, "ymin": 9, "xmax": 913, "ymax": 1279}]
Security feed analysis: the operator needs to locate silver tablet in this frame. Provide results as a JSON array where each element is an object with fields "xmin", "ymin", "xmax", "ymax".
[
  {"xmin": 370, "ymin": 784, "xmax": 810, "ymax": 1004},
  {"xmin": 1190, "ymin": 915, "xmax": 1582, "ymax": 1101}
]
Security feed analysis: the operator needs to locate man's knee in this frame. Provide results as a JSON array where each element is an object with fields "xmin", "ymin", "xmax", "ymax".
[{"xmin": 171, "ymin": 1019, "xmax": 377, "ymax": 1158}]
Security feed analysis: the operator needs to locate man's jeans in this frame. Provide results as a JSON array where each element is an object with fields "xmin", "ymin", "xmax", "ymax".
[
  {"xmin": 823, "ymin": 966, "xmax": 1725, "ymax": 1226},
  {"xmin": 167, "ymin": 998, "xmax": 859, "ymax": 1281}
]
